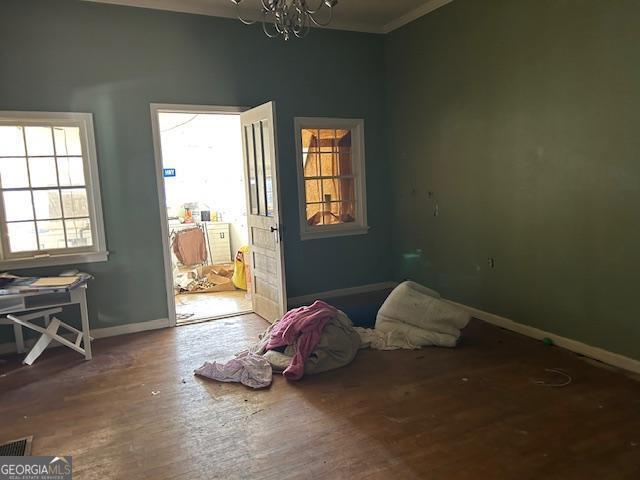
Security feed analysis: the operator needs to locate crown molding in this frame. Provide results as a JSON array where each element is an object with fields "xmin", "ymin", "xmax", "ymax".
[
  {"xmin": 82, "ymin": 0, "xmax": 246, "ymax": 21},
  {"xmin": 81, "ymin": 0, "xmax": 385, "ymax": 33},
  {"xmin": 382, "ymin": 0, "xmax": 454, "ymax": 33},
  {"xmin": 81, "ymin": 0, "xmax": 453, "ymax": 35}
]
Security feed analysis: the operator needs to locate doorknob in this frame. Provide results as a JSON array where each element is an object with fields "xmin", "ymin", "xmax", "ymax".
[{"xmin": 270, "ymin": 225, "xmax": 281, "ymax": 243}]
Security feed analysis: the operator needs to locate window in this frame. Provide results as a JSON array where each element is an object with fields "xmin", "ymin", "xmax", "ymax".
[
  {"xmin": 0, "ymin": 112, "xmax": 107, "ymax": 268},
  {"xmin": 295, "ymin": 117, "xmax": 368, "ymax": 240}
]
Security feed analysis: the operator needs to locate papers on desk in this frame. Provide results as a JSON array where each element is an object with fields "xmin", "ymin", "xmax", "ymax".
[
  {"xmin": 32, "ymin": 277, "xmax": 81, "ymax": 287},
  {"xmin": 0, "ymin": 273, "xmax": 92, "ymax": 295}
]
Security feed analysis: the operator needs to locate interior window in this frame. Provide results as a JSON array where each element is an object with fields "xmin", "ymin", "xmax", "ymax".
[
  {"xmin": 295, "ymin": 118, "xmax": 368, "ymax": 240},
  {"xmin": 301, "ymin": 128, "xmax": 355, "ymax": 226}
]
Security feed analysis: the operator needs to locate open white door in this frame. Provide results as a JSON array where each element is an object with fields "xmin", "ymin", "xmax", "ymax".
[{"xmin": 241, "ymin": 102, "xmax": 287, "ymax": 323}]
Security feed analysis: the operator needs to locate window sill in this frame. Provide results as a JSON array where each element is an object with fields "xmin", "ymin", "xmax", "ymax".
[
  {"xmin": 300, "ymin": 226, "xmax": 369, "ymax": 241},
  {"xmin": 0, "ymin": 251, "xmax": 109, "ymax": 270}
]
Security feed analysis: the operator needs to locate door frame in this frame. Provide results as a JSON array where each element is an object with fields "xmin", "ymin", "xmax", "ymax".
[{"xmin": 150, "ymin": 103, "xmax": 247, "ymax": 328}]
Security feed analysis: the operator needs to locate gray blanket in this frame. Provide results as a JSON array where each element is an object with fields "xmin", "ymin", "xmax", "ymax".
[{"xmin": 249, "ymin": 310, "xmax": 361, "ymax": 376}]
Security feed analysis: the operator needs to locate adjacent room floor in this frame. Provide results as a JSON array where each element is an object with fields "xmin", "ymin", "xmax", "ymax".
[
  {"xmin": 1, "ymin": 316, "xmax": 639, "ymax": 479},
  {"xmin": 175, "ymin": 290, "xmax": 252, "ymax": 323}
]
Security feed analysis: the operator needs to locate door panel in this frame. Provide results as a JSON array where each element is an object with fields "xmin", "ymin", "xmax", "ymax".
[
  {"xmin": 241, "ymin": 102, "xmax": 286, "ymax": 323},
  {"xmin": 245, "ymin": 123, "xmax": 258, "ymax": 215},
  {"xmin": 254, "ymin": 123, "xmax": 267, "ymax": 217}
]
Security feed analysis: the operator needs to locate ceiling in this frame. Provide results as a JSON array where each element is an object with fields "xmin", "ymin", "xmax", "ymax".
[{"xmin": 82, "ymin": 0, "xmax": 454, "ymax": 33}]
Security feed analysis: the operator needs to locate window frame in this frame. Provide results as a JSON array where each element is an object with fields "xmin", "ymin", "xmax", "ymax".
[
  {"xmin": 0, "ymin": 111, "xmax": 108, "ymax": 268},
  {"xmin": 294, "ymin": 117, "xmax": 368, "ymax": 241}
]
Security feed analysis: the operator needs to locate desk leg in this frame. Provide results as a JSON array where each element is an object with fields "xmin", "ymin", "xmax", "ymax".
[
  {"xmin": 79, "ymin": 289, "xmax": 92, "ymax": 360},
  {"xmin": 23, "ymin": 319, "xmax": 60, "ymax": 366},
  {"xmin": 13, "ymin": 324, "xmax": 25, "ymax": 354}
]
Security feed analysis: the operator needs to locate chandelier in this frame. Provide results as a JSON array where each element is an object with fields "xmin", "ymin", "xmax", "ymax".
[{"xmin": 231, "ymin": 0, "xmax": 338, "ymax": 40}]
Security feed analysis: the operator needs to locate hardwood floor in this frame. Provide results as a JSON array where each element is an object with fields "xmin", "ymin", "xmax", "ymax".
[
  {"xmin": 1, "ymin": 315, "xmax": 639, "ymax": 479},
  {"xmin": 175, "ymin": 290, "xmax": 252, "ymax": 324}
]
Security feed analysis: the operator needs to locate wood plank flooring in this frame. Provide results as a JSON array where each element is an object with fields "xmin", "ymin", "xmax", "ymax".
[
  {"xmin": 1, "ymin": 315, "xmax": 639, "ymax": 479},
  {"xmin": 175, "ymin": 290, "xmax": 252, "ymax": 324}
]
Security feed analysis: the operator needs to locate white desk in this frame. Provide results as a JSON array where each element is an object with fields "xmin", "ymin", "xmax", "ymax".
[{"xmin": 0, "ymin": 285, "xmax": 91, "ymax": 365}]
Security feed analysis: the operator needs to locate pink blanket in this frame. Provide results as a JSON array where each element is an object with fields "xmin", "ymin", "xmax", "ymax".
[{"xmin": 266, "ymin": 300, "xmax": 338, "ymax": 380}]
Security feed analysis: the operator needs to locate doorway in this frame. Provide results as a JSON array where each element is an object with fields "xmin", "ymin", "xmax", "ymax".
[{"xmin": 151, "ymin": 105, "xmax": 252, "ymax": 325}]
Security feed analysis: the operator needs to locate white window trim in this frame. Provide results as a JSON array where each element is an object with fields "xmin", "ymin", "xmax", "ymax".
[
  {"xmin": 294, "ymin": 117, "xmax": 368, "ymax": 241},
  {"xmin": 0, "ymin": 111, "xmax": 108, "ymax": 269}
]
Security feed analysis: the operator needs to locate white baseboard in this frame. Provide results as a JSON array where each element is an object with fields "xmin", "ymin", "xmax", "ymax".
[
  {"xmin": 92, "ymin": 317, "xmax": 170, "ymax": 339},
  {"xmin": 288, "ymin": 282, "xmax": 398, "ymax": 306},
  {"xmin": 447, "ymin": 300, "xmax": 640, "ymax": 375},
  {"xmin": 0, "ymin": 317, "xmax": 170, "ymax": 356}
]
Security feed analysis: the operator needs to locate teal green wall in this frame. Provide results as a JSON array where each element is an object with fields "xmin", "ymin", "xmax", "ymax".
[
  {"xmin": 386, "ymin": 0, "xmax": 640, "ymax": 360},
  {"xmin": 0, "ymin": 0, "xmax": 391, "ymax": 338},
  {"xmin": 4, "ymin": 0, "xmax": 638, "ymax": 362}
]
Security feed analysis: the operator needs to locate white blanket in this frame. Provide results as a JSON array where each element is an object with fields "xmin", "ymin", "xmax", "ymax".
[
  {"xmin": 359, "ymin": 281, "xmax": 470, "ymax": 349},
  {"xmin": 355, "ymin": 327, "xmax": 421, "ymax": 350}
]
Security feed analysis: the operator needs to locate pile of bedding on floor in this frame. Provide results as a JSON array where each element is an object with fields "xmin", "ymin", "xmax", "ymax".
[
  {"xmin": 195, "ymin": 300, "xmax": 361, "ymax": 388},
  {"xmin": 250, "ymin": 307, "xmax": 361, "ymax": 379},
  {"xmin": 195, "ymin": 281, "xmax": 470, "ymax": 388},
  {"xmin": 356, "ymin": 281, "xmax": 471, "ymax": 350}
]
